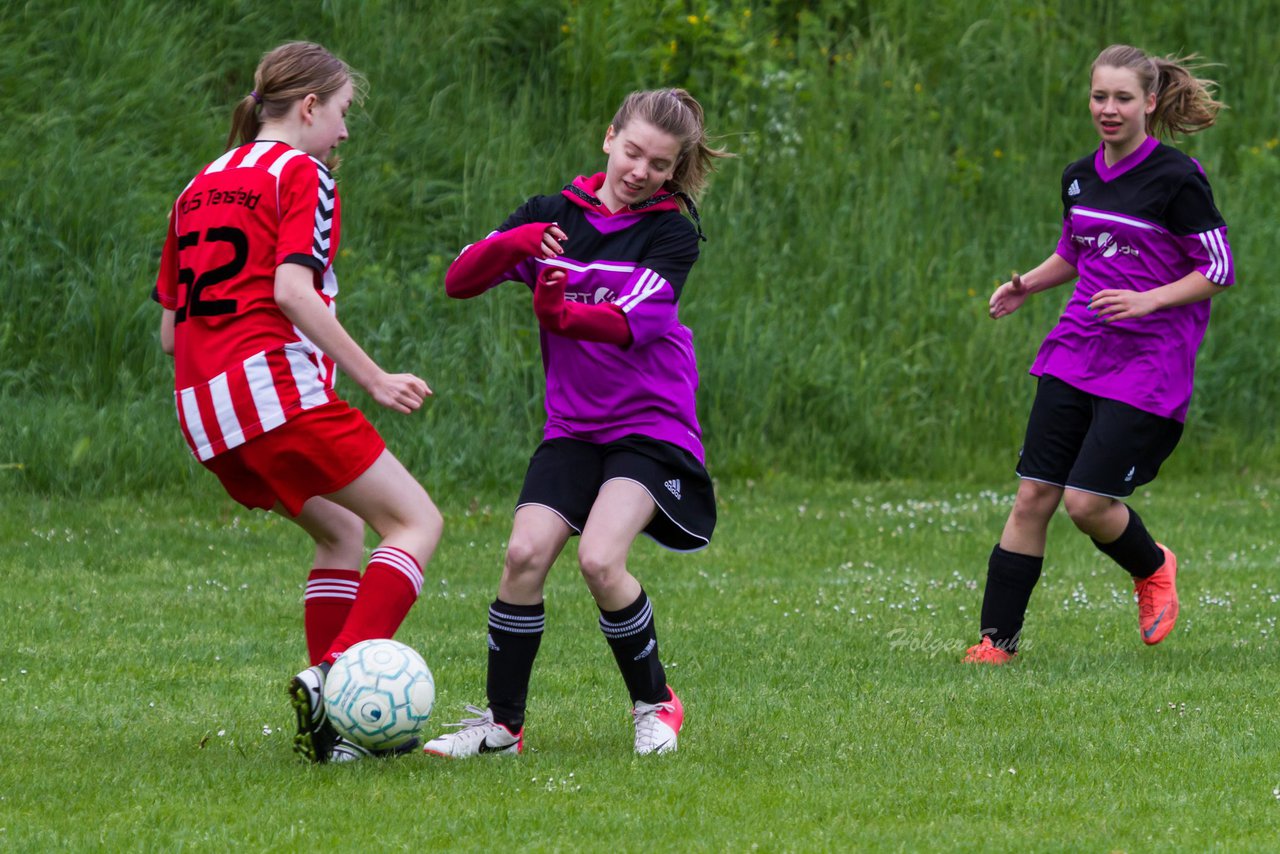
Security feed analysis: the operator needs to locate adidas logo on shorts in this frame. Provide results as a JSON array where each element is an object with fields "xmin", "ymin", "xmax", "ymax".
[{"xmin": 664, "ymin": 479, "xmax": 682, "ymax": 500}]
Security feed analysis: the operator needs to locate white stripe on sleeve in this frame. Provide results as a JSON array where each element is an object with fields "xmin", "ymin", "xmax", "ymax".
[{"xmin": 616, "ymin": 269, "xmax": 667, "ymax": 313}]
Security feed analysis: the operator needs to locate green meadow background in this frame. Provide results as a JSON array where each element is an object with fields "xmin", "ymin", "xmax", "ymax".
[{"xmin": 3, "ymin": 0, "xmax": 1279, "ymax": 496}]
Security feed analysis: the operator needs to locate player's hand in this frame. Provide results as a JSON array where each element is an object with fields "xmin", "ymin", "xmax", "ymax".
[
  {"xmin": 539, "ymin": 224, "xmax": 568, "ymax": 259},
  {"xmin": 989, "ymin": 272, "xmax": 1030, "ymax": 319},
  {"xmin": 1088, "ymin": 288, "xmax": 1158, "ymax": 323},
  {"xmin": 367, "ymin": 371, "xmax": 432, "ymax": 413},
  {"xmin": 533, "ymin": 268, "xmax": 567, "ymax": 321},
  {"xmin": 535, "ymin": 267, "xmax": 567, "ymax": 294}
]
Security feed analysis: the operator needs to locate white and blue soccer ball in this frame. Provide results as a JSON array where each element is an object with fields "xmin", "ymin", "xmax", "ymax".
[{"xmin": 323, "ymin": 638, "xmax": 435, "ymax": 750}]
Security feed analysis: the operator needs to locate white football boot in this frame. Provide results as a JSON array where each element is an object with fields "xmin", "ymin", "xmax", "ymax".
[
  {"xmin": 422, "ymin": 705, "xmax": 523, "ymax": 758},
  {"xmin": 632, "ymin": 687, "xmax": 683, "ymax": 755}
]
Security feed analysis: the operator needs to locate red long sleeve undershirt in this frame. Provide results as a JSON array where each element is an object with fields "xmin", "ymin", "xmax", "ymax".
[
  {"xmin": 532, "ymin": 268, "xmax": 631, "ymax": 346},
  {"xmin": 444, "ymin": 222, "xmax": 550, "ymax": 299}
]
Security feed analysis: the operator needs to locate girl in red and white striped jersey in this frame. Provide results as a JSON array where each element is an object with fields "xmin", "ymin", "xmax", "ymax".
[{"xmin": 153, "ymin": 42, "xmax": 442, "ymax": 763}]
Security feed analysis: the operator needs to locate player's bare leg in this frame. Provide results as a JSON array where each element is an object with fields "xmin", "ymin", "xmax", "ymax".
[
  {"xmin": 287, "ymin": 451, "xmax": 440, "ymax": 763},
  {"xmin": 425, "ymin": 507, "xmax": 570, "ymax": 759},
  {"xmin": 580, "ymin": 480, "xmax": 681, "ymax": 753}
]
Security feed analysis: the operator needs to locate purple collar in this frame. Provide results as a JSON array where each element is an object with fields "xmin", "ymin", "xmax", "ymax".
[{"xmin": 1094, "ymin": 136, "xmax": 1159, "ymax": 182}]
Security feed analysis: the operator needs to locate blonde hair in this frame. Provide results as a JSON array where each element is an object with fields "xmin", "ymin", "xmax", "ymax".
[
  {"xmin": 225, "ymin": 42, "xmax": 365, "ymax": 163},
  {"xmin": 610, "ymin": 88, "xmax": 732, "ymax": 202},
  {"xmin": 1092, "ymin": 44, "xmax": 1223, "ymax": 138}
]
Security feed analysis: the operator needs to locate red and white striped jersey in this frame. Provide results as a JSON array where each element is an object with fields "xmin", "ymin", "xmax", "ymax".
[{"xmin": 154, "ymin": 141, "xmax": 343, "ymax": 460}]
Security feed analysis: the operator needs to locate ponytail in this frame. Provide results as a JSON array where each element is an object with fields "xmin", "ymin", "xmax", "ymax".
[
  {"xmin": 225, "ymin": 93, "xmax": 263, "ymax": 151},
  {"xmin": 1150, "ymin": 56, "xmax": 1223, "ymax": 137}
]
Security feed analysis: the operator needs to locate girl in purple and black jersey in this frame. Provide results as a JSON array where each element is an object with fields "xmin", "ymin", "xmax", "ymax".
[
  {"xmin": 424, "ymin": 89, "xmax": 730, "ymax": 755},
  {"xmin": 966, "ymin": 45, "xmax": 1234, "ymax": 664}
]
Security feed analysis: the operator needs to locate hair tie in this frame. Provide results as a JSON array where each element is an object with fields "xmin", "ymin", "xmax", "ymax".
[{"xmin": 250, "ymin": 91, "xmax": 262, "ymax": 105}]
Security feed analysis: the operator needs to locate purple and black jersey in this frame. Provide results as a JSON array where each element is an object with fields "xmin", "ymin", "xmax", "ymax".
[
  {"xmin": 490, "ymin": 178, "xmax": 706, "ymax": 462},
  {"xmin": 1033, "ymin": 137, "xmax": 1234, "ymax": 421}
]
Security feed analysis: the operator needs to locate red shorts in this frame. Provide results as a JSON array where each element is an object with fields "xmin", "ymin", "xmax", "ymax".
[{"xmin": 202, "ymin": 401, "xmax": 386, "ymax": 517}]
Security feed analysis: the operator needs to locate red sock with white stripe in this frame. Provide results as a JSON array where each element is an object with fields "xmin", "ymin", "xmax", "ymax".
[
  {"xmin": 322, "ymin": 547, "xmax": 423, "ymax": 665},
  {"xmin": 304, "ymin": 568, "xmax": 361, "ymax": 666}
]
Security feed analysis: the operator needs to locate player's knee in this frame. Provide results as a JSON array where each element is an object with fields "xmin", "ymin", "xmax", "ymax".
[
  {"xmin": 1011, "ymin": 488, "xmax": 1058, "ymax": 526},
  {"xmin": 504, "ymin": 534, "xmax": 549, "ymax": 578},
  {"xmin": 314, "ymin": 510, "xmax": 365, "ymax": 554},
  {"xmin": 417, "ymin": 499, "xmax": 444, "ymax": 542},
  {"xmin": 576, "ymin": 546, "xmax": 621, "ymax": 594},
  {"xmin": 1063, "ymin": 491, "xmax": 1107, "ymax": 530},
  {"xmin": 378, "ymin": 497, "xmax": 442, "ymax": 564}
]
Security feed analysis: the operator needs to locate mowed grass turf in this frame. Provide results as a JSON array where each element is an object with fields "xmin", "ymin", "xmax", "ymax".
[{"xmin": 2, "ymin": 474, "xmax": 1278, "ymax": 850}]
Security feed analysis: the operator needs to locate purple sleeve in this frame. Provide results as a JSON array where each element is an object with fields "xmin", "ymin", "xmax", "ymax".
[
  {"xmin": 1178, "ymin": 227, "xmax": 1234, "ymax": 286},
  {"xmin": 609, "ymin": 216, "xmax": 699, "ymax": 347},
  {"xmin": 613, "ymin": 268, "xmax": 677, "ymax": 346},
  {"xmin": 1055, "ymin": 217, "xmax": 1080, "ymax": 267}
]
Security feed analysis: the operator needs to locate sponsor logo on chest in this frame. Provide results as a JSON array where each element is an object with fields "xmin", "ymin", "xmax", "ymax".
[
  {"xmin": 565, "ymin": 287, "xmax": 617, "ymax": 305},
  {"xmin": 1072, "ymin": 230, "xmax": 1140, "ymax": 259}
]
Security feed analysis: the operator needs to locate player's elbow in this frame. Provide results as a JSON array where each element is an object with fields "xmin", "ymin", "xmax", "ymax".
[
  {"xmin": 273, "ymin": 275, "xmax": 316, "ymax": 319},
  {"xmin": 443, "ymin": 266, "xmax": 482, "ymax": 299},
  {"xmin": 443, "ymin": 273, "xmax": 466, "ymax": 299}
]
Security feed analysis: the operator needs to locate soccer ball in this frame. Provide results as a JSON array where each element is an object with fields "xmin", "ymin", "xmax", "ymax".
[{"xmin": 322, "ymin": 638, "xmax": 435, "ymax": 751}]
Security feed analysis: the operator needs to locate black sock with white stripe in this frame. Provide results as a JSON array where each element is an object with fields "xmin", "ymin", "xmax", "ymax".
[
  {"xmin": 486, "ymin": 599, "xmax": 544, "ymax": 731},
  {"xmin": 599, "ymin": 589, "xmax": 670, "ymax": 706}
]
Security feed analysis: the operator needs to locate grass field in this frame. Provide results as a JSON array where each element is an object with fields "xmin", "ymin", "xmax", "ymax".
[{"xmin": 3, "ymin": 474, "xmax": 1278, "ymax": 851}]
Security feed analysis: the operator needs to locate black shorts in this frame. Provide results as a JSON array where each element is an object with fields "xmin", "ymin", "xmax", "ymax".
[
  {"xmin": 1016, "ymin": 375, "xmax": 1184, "ymax": 498},
  {"xmin": 516, "ymin": 435, "xmax": 716, "ymax": 552}
]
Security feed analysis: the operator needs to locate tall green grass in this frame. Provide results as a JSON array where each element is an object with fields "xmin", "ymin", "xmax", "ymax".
[{"xmin": 3, "ymin": 0, "xmax": 1279, "ymax": 495}]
